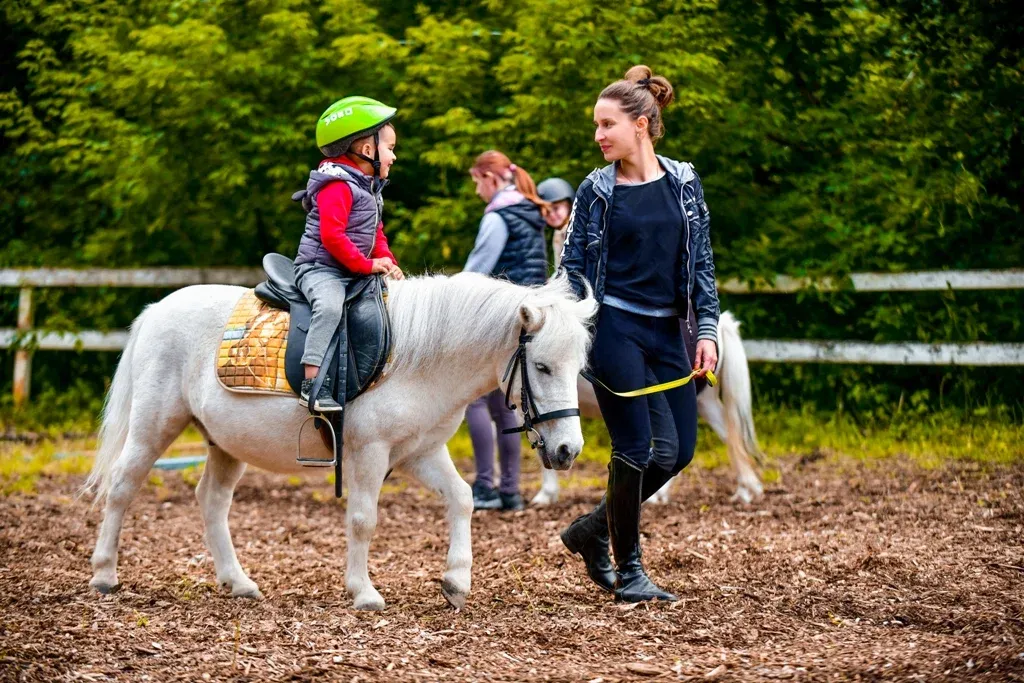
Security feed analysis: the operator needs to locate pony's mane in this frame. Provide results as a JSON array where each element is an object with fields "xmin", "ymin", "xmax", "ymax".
[{"xmin": 386, "ymin": 273, "xmax": 595, "ymax": 376}]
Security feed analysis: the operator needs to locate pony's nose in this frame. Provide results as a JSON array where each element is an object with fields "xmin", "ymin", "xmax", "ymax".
[{"xmin": 556, "ymin": 443, "xmax": 574, "ymax": 467}]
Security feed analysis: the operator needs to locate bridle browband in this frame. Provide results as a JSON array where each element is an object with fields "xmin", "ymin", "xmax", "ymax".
[{"xmin": 500, "ymin": 328, "xmax": 580, "ymax": 451}]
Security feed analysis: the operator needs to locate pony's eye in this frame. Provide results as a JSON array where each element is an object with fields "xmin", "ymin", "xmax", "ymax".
[{"xmin": 534, "ymin": 362, "xmax": 552, "ymax": 375}]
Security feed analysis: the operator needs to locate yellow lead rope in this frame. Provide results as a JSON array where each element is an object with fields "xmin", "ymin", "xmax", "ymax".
[{"xmin": 582, "ymin": 368, "xmax": 717, "ymax": 398}]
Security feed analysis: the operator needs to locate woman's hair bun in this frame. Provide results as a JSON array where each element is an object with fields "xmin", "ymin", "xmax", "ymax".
[{"xmin": 624, "ymin": 64, "xmax": 674, "ymax": 110}]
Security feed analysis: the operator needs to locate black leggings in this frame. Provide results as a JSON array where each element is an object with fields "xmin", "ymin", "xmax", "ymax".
[{"xmin": 587, "ymin": 306, "xmax": 697, "ymax": 473}]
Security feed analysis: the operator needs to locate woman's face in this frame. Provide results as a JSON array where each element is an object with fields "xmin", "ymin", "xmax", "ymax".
[
  {"xmin": 471, "ymin": 170, "xmax": 504, "ymax": 203},
  {"xmin": 593, "ymin": 98, "xmax": 643, "ymax": 162}
]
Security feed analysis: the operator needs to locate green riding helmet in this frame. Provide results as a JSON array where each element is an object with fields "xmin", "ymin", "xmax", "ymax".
[
  {"xmin": 316, "ymin": 96, "xmax": 397, "ymax": 158},
  {"xmin": 537, "ymin": 177, "xmax": 576, "ymax": 204}
]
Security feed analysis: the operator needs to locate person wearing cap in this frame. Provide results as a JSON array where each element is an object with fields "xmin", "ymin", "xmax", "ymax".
[
  {"xmin": 537, "ymin": 177, "xmax": 575, "ymax": 270},
  {"xmin": 463, "ymin": 150, "xmax": 552, "ymax": 511},
  {"xmin": 292, "ymin": 96, "xmax": 404, "ymax": 412}
]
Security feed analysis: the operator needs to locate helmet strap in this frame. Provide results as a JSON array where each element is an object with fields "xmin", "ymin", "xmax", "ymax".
[{"xmin": 350, "ymin": 130, "xmax": 382, "ymax": 190}]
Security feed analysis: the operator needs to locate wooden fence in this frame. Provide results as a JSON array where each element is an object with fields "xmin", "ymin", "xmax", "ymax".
[{"xmin": 2, "ymin": 267, "xmax": 1023, "ymax": 406}]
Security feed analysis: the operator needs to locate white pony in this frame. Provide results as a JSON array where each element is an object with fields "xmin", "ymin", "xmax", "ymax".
[
  {"xmin": 530, "ymin": 312, "xmax": 764, "ymax": 507},
  {"xmin": 84, "ymin": 273, "xmax": 595, "ymax": 611}
]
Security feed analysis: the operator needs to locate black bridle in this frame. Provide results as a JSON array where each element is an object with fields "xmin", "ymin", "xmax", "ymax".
[{"xmin": 500, "ymin": 328, "xmax": 580, "ymax": 451}]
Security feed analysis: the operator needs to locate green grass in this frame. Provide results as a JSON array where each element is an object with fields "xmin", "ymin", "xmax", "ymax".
[
  {"xmin": 447, "ymin": 407, "xmax": 1024, "ymax": 473},
  {"xmin": 0, "ymin": 441, "xmax": 94, "ymax": 495},
  {"xmin": 1, "ymin": 408, "xmax": 1019, "ymax": 498},
  {"xmin": 753, "ymin": 406, "xmax": 1023, "ymax": 467}
]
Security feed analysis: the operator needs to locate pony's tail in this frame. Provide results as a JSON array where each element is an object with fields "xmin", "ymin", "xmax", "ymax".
[
  {"xmin": 82, "ymin": 306, "xmax": 148, "ymax": 504},
  {"xmin": 717, "ymin": 312, "xmax": 765, "ymax": 467}
]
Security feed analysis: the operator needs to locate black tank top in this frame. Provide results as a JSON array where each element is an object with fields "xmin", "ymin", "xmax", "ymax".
[{"xmin": 603, "ymin": 174, "xmax": 683, "ymax": 309}]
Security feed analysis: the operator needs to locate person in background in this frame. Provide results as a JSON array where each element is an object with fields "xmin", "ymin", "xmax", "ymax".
[
  {"xmin": 463, "ymin": 151, "xmax": 552, "ymax": 511},
  {"xmin": 537, "ymin": 177, "xmax": 575, "ymax": 269}
]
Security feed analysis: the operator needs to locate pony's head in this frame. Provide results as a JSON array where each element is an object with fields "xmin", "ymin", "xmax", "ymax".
[
  {"xmin": 496, "ymin": 276, "xmax": 597, "ymax": 470},
  {"xmin": 387, "ymin": 271, "xmax": 596, "ymax": 468}
]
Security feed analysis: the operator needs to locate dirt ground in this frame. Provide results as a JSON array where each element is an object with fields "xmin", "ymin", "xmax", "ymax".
[{"xmin": 1, "ymin": 454, "xmax": 1022, "ymax": 682}]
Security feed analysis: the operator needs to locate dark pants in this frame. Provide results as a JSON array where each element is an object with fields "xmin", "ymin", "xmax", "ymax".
[
  {"xmin": 645, "ymin": 384, "xmax": 680, "ymax": 473},
  {"xmin": 466, "ymin": 389, "xmax": 522, "ymax": 494},
  {"xmin": 588, "ymin": 306, "xmax": 697, "ymax": 474}
]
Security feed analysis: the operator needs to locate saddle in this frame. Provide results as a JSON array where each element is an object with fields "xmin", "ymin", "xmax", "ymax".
[{"xmin": 254, "ymin": 253, "xmax": 391, "ymax": 404}]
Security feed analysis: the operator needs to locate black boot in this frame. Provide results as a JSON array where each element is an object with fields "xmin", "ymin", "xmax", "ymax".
[
  {"xmin": 560, "ymin": 456, "xmax": 677, "ymax": 594},
  {"xmin": 607, "ymin": 455, "xmax": 677, "ymax": 602},
  {"xmin": 560, "ymin": 495, "xmax": 616, "ymax": 593}
]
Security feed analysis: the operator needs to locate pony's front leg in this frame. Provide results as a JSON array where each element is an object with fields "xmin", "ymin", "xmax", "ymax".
[
  {"xmin": 408, "ymin": 446, "xmax": 473, "ymax": 609},
  {"xmin": 345, "ymin": 442, "xmax": 390, "ymax": 611},
  {"xmin": 530, "ymin": 463, "xmax": 561, "ymax": 506}
]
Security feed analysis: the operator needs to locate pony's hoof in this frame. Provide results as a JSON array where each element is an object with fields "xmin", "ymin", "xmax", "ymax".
[
  {"xmin": 219, "ymin": 576, "xmax": 262, "ymax": 599},
  {"xmin": 353, "ymin": 597, "xmax": 385, "ymax": 611},
  {"xmin": 90, "ymin": 578, "xmax": 121, "ymax": 595},
  {"xmin": 441, "ymin": 580, "xmax": 467, "ymax": 610},
  {"xmin": 352, "ymin": 589, "xmax": 385, "ymax": 611},
  {"xmin": 730, "ymin": 485, "xmax": 762, "ymax": 505},
  {"xmin": 89, "ymin": 577, "xmax": 120, "ymax": 598},
  {"xmin": 530, "ymin": 490, "xmax": 557, "ymax": 507},
  {"xmin": 231, "ymin": 584, "xmax": 262, "ymax": 599}
]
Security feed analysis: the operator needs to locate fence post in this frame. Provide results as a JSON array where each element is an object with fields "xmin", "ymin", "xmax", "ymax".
[{"xmin": 13, "ymin": 287, "xmax": 33, "ymax": 407}]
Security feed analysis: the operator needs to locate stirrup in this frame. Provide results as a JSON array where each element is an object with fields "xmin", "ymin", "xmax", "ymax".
[{"xmin": 296, "ymin": 413, "xmax": 337, "ymax": 467}]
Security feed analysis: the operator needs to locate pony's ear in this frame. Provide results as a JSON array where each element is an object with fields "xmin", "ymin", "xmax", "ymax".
[{"xmin": 518, "ymin": 302, "xmax": 546, "ymax": 334}]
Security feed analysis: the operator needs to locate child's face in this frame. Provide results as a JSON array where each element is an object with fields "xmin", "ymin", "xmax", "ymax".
[
  {"xmin": 545, "ymin": 200, "xmax": 571, "ymax": 228},
  {"xmin": 376, "ymin": 125, "xmax": 397, "ymax": 179}
]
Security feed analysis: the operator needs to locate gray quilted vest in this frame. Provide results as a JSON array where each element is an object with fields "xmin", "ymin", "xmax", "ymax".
[
  {"xmin": 493, "ymin": 201, "xmax": 548, "ymax": 286},
  {"xmin": 293, "ymin": 162, "xmax": 385, "ymax": 273}
]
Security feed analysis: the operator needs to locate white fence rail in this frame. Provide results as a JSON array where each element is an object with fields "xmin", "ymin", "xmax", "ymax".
[
  {"xmin": 0, "ymin": 268, "xmax": 264, "ymax": 288},
  {"xmin": 2, "ymin": 267, "xmax": 1023, "ymax": 406},
  {"xmin": 743, "ymin": 340, "xmax": 1024, "ymax": 366},
  {"xmin": 718, "ymin": 269, "xmax": 1024, "ymax": 294}
]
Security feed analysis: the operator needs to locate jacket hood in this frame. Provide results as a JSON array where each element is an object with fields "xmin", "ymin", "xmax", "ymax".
[{"xmin": 588, "ymin": 155, "xmax": 695, "ymax": 200}]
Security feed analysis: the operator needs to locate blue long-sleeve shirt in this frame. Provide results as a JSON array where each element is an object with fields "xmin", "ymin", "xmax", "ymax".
[{"xmin": 463, "ymin": 212, "xmax": 509, "ymax": 275}]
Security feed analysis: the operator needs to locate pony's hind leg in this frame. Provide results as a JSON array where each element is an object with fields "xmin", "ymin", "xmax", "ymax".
[
  {"xmin": 195, "ymin": 445, "xmax": 260, "ymax": 598},
  {"xmin": 407, "ymin": 446, "xmax": 473, "ymax": 609},
  {"xmin": 698, "ymin": 390, "xmax": 761, "ymax": 504},
  {"xmin": 90, "ymin": 406, "xmax": 191, "ymax": 593},
  {"xmin": 345, "ymin": 442, "xmax": 391, "ymax": 611}
]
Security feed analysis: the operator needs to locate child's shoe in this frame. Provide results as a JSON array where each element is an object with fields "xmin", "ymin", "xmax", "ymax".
[{"xmin": 299, "ymin": 377, "xmax": 343, "ymax": 412}]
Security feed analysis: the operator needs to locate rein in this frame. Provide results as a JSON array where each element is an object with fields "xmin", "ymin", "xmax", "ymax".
[
  {"xmin": 499, "ymin": 328, "xmax": 718, "ymax": 452},
  {"xmin": 500, "ymin": 328, "xmax": 580, "ymax": 450}
]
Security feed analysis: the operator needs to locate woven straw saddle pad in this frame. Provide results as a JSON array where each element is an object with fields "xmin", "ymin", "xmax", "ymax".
[{"xmin": 216, "ymin": 290, "xmax": 292, "ymax": 396}]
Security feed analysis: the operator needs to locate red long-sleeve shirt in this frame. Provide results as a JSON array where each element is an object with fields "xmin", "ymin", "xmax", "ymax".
[{"xmin": 317, "ymin": 156, "xmax": 398, "ymax": 275}]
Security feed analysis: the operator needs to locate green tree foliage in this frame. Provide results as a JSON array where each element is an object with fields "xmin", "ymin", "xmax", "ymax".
[{"xmin": 1, "ymin": 0, "xmax": 1022, "ymax": 419}]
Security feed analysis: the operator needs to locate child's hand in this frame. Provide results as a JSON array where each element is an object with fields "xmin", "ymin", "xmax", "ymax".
[
  {"xmin": 387, "ymin": 265, "xmax": 405, "ymax": 280},
  {"xmin": 370, "ymin": 258, "xmax": 393, "ymax": 274}
]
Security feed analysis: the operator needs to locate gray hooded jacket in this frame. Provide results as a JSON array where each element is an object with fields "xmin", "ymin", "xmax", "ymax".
[{"xmin": 558, "ymin": 156, "xmax": 721, "ymax": 346}]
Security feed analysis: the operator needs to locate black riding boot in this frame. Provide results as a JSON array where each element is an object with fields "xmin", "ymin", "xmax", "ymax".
[
  {"xmin": 561, "ymin": 453, "xmax": 676, "ymax": 594},
  {"xmin": 607, "ymin": 455, "xmax": 677, "ymax": 602},
  {"xmin": 560, "ymin": 495, "xmax": 616, "ymax": 592}
]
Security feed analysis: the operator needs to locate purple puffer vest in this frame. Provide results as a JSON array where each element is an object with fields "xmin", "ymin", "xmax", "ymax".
[{"xmin": 292, "ymin": 161, "xmax": 386, "ymax": 273}]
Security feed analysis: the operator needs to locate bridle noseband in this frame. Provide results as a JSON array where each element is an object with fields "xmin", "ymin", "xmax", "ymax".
[{"xmin": 500, "ymin": 328, "xmax": 580, "ymax": 450}]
